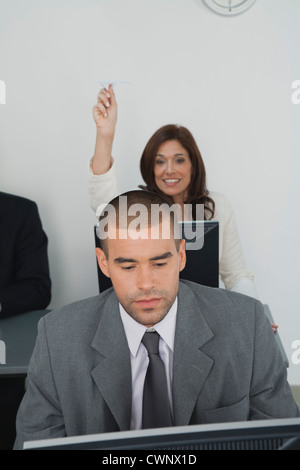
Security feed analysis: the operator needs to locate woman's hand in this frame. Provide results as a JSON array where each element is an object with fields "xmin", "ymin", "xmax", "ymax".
[
  {"xmin": 93, "ymin": 84, "xmax": 117, "ymax": 136},
  {"xmin": 91, "ymin": 84, "xmax": 118, "ymax": 175}
]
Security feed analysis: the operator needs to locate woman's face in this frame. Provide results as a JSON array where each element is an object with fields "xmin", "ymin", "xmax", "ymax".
[{"xmin": 153, "ymin": 140, "xmax": 192, "ymax": 204}]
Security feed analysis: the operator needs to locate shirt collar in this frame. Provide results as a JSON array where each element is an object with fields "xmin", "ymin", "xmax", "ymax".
[{"xmin": 119, "ymin": 297, "xmax": 178, "ymax": 357}]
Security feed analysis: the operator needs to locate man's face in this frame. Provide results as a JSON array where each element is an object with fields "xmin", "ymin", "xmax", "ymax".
[{"xmin": 96, "ymin": 225, "xmax": 186, "ymax": 327}]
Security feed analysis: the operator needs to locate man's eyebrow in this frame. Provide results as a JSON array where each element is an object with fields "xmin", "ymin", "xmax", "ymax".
[
  {"xmin": 114, "ymin": 252, "xmax": 173, "ymax": 264},
  {"xmin": 150, "ymin": 252, "xmax": 173, "ymax": 261},
  {"xmin": 114, "ymin": 257, "xmax": 137, "ymax": 264}
]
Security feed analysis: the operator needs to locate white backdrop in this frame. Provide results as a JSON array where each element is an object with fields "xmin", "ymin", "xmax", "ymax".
[{"xmin": 0, "ymin": 0, "xmax": 299, "ymax": 384}]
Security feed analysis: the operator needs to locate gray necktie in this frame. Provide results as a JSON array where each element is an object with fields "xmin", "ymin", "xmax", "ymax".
[{"xmin": 141, "ymin": 331, "xmax": 172, "ymax": 429}]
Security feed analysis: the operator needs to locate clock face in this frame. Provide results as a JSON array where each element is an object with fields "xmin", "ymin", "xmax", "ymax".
[{"xmin": 202, "ymin": 0, "xmax": 256, "ymax": 16}]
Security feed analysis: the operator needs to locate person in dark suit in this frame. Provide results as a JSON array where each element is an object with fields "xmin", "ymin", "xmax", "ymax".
[
  {"xmin": 14, "ymin": 191, "xmax": 299, "ymax": 449},
  {"xmin": 0, "ymin": 191, "xmax": 51, "ymax": 450},
  {"xmin": 0, "ymin": 191, "xmax": 51, "ymax": 317}
]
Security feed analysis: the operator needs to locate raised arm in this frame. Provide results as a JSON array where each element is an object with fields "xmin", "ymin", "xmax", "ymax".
[
  {"xmin": 91, "ymin": 84, "xmax": 118, "ymax": 175},
  {"xmin": 89, "ymin": 85, "xmax": 120, "ymax": 216}
]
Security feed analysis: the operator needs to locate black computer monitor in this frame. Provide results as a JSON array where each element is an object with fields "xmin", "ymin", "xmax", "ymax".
[
  {"xmin": 179, "ymin": 221, "xmax": 219, "ymax": 288},
  {"xmin": 23, "ymin": 418, "xmax": 300, "ymax": 450},
  {"xmin": 94, "ymin": 220, "xmax": 219, "ymax": 293}
]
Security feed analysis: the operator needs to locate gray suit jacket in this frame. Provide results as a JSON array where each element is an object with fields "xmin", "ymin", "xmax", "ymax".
[{"xmin": 14, "ymin": 281, "xmax": 299, "ymax": 449}]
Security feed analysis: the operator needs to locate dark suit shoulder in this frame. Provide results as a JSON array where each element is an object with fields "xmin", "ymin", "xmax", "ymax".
[
  {"xmin": 0, "ymin": 191, "xmax": 38, "ymax": 220},
  {"xmin": 0, "ymin": 191, "xmax": 37, "ymax": 209}
]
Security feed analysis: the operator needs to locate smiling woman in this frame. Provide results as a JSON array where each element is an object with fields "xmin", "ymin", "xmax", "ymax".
[
  {"xmin": 154, "ymin": 140, "xmax": 192, "ymax": 202},
  {"xmin": 138, "ymin": 124, "xmax": 215, "ymax": 220}
]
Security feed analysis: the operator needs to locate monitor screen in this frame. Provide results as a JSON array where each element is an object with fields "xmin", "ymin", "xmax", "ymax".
[
  {"xmin": 179, "ymin": 221, "xmax": 219, "ymax": 288},
  {"xmin": 23, "ymin": 418, "xmax": 300, "ymax": 450}
]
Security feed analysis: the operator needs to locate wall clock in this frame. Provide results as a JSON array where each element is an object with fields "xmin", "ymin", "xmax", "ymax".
[{"xmin": 202, "ymin": 0, "xmax": 256, "ymax": 16}]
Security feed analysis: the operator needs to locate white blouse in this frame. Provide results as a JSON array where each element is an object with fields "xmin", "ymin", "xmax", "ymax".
[{"xmin": 88, "ymin": 160, "xmax": 257, "ymax": 298}]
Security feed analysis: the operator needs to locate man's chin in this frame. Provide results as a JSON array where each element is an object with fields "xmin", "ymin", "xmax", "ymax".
[{"xmin": 129, "ymin": 308, "xmax": 166, "ymax": 327}]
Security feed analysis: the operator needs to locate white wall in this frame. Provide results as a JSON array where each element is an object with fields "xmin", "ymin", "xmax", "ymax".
[{"xmin": 0, "ymin": 0, "xmax": 299, "ymax": 384}]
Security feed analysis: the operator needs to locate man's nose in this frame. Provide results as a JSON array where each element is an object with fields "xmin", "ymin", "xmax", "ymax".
[{"xmin": 137, "ymin": 266, "xmax": 155, "ymax": 290}]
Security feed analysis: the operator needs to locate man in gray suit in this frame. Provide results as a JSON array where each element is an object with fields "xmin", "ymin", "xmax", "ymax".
[{"xmin": 14, "ymin": 191, "xmax": 299, "ymax": 449}]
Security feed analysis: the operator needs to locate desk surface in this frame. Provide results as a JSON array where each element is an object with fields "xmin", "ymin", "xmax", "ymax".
[{"xmin": 0, "ymin": 310, "xmax": 48, "ymax": 377}]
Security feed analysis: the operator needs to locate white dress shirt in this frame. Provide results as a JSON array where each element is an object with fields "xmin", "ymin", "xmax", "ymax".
[{"xmin": 119, "ymin": 298, "xmax": 177, "ymax": 430}]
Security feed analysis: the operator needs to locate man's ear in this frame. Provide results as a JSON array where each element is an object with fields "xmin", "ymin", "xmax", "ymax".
[
  {"xmin": 178, "ymin": 239, "xmax": 186, "ymax": 273},
  {"xmin": 95, "ymin": 248, "xmax": 110, "ymax": 278}
]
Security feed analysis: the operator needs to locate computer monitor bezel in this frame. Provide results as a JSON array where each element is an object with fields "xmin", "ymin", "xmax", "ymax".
[{"xmin": 23, "ymin": 417, "xmax": 300, "ymax": 450}]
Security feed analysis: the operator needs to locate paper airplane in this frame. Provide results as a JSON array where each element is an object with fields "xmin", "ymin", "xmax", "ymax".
[{"xmin": 99, "ymin": 80, "xmax": 132, "ymax": 90}]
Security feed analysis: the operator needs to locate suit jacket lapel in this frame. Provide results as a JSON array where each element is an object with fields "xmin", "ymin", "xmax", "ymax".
[
  {"xmin": 90, "ymin": 292, "xmax": 132, "ymax": 431},
  {"xmin": 89, "ymin": 283, "xmax": 214, "ymax": 430},
  {"xmin": 172, "ymin": 283, "xmax": 214, "ymax": 426}
]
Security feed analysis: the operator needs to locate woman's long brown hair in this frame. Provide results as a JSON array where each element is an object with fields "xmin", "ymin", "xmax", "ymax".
[{"xmin": 139, "ymin": 124, "xmax": 215, "ymax": 220}]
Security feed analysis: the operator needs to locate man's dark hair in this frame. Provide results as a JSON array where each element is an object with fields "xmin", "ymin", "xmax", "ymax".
[{"xmin": 97, "ymin": 190, "xmax": 181, "ymax": 258}]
